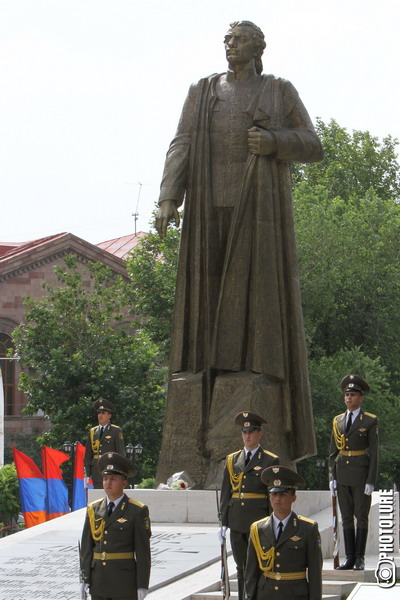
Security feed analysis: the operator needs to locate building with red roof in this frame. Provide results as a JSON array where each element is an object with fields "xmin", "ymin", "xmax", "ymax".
[{"xmin": 0, "ymin": 231, "xmax": 146, "ymax": 445}]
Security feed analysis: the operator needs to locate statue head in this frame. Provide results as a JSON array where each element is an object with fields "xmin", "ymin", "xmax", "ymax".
[{"xmin": 224, "ymin": 21, "xmax": 266, "ymax": 74}]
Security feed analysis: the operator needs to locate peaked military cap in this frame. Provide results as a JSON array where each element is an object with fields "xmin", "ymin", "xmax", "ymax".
[
  {"xmin": 234, "ymin": 411, "xmax": 266, "ymax": 431},
  {"xmin": 97, "ymin": 452, "xmax": 136, "ymax": 478},
  {"xmin": 93, "ymin": 398, "xmax": 116, "ymax": 414},
  {"xmin": 340, "ymin": 374, "xmax": 370, "ymax": 395},
  {"xmin": 261, "ymin": 465, "xmax": 305, "ymax": 492}
]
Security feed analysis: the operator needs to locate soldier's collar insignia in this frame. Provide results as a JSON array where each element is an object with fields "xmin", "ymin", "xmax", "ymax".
[{"xmin": 290, "ymin": 535, "xmax": 301, "ymax": 541}]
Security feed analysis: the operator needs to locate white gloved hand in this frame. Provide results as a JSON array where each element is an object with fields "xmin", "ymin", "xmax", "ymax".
[
  {"xmin": 83, "ymin": 477, "xmax": 89, "ymax": 489},
  {"xmin": 137, "ymin": 589, "xmax": 148, "ymax": 600},
  {"xmin": 218, "ymin": 525, "xmax": 228, "ymax": 545},
  {"xmin": 329, "ymin": 480, "xmax": 337, "ymax": 497},
  {"xmin": 80, "ymin": 582, "xmax": 89, "ymax": 599},
  {"xmin": 364, "ymin": 483, "xmax": 374, "ymax": 496}
]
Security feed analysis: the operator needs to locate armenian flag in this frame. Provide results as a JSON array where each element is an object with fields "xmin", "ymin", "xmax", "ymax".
[
  {"xmin": 12, "ymin": 447, "xmax": 47, "ymax": 528},
  {"xmin": 41, "ymin": 446, "xmax": 70, "ymax": 520}
]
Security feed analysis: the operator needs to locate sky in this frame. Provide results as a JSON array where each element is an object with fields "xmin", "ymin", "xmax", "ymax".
[{"xmin": 0, "ymin": 0, "xmax": 399, "ymax": 245}]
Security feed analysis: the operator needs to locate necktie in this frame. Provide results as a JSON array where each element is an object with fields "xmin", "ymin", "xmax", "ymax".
[
  {"xmin": 99, "ymin": 426, "xmax": 104, "ymax": 438},
  {"xmin": 245, "ymin": 451, "xmax": 252, "ymax": 466},
  {"xmin": 276, "ymin": 521, "xmax": 283, "ymax": 542},
  {"xmin": 107, "ymin": 501, "xmax": 115, "ymax": 516},
  {"xmin": 346, "ymin": 412, "xmax": 353, "ymax": 433}
]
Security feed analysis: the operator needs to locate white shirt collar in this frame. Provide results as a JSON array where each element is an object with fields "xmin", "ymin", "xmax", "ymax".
[
  {"xmin": 243, "ymin": 445, "xmax": 260, "ymax": 458},
  {"xmin": 272, "ymin": 511, "xmax": 292, "ymax": 537},
  {"xmin": 106, "ymin": 493, "xmax": 124, "ymax": 509},
  {"xmin": 347, "ymin": 407, "xmax": 361, "ymax": 420}
]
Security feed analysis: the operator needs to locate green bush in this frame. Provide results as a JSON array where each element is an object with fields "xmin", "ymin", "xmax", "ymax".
[{"xmin": 0, "ymin": 464, "xmax": 21, "ymax": 525}]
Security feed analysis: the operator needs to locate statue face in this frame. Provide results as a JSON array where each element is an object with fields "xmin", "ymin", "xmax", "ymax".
[{"xmin": 224, "ymin": 25, "xmax": 257, "ymax": 68}]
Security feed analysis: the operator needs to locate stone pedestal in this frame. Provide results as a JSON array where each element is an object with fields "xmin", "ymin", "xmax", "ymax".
[{"xmin": 156, "ymin": 370, "xmax": 295, "ymax": 489}]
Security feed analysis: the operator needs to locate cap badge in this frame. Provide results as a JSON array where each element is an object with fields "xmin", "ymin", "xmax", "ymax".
[
  {"xmin": 273, "ymin": 479, "xmax": 281, "ymax": 486},
  {"xmin": 243, "ymin": 412, "xmax": 249, "ymax": 417},
  {"xmin": 106, "ymin": 464, "xmax": 114, "ymax": 470},
  {"xmin": 272, "ymin": 467, "xmax": 280, "ymax": 473},
  {"xmin": 244, "ymin": 421, "xmax": 250, "ymax": 427},
  {"xmin": 350, "ymin": 375, "xmax": 354, "ymax": 380},
  {"xmin": 107, "ymin": 453, "xmax": 113, "ymax": 458},
  {"xmin": 349, "ymin": 383, "xmax": 354, "ymax": 388}
]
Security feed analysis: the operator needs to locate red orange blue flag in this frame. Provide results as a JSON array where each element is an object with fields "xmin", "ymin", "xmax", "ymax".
[
  {"xmin": 41, "ymin": 446, "xmax": 70, "ymax": 520},
  {"xmin": 72, "ymin": 442, "xmax": 93, "ymax": 511},
  {"xmin": 12, "ymin": 446, "xmax": 47, "ymax": 528}
]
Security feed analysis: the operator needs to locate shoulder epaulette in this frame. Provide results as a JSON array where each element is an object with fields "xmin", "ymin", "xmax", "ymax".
[
  {"xmin": 363, "ymin": 411, "xmax": 377, "ymax": 419},
  {"xmin": 226, "ymin": 450, "xmax": 241, "ymax": 460},
  {"xmin": 264, "ymin": 450, "xmax": 278, "ymax": 458},
  {"xmin": 334, "ymin": 413, "xmax": 345, "ymax": 420},
  {"xmin": 253, "ymin": 515, "xmax": 271, "ymax": 527},
  {"xmin": 298, "ymin": 515, "xmax": 316, "ymax": 524},
  {"xmin": 110, "ymin": 424, "xmax": 120, "ymax": 429},
  {"xmin": 129, "ymin": 498, "xmax": 145, "ymax": 508},
  {"xmin": 89, "ymin": 498, "xmax": 103, "ymax": 508}
]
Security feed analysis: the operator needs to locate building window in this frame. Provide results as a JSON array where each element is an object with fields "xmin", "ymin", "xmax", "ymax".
[{"xmin": 0, "ymin": 333, "xmax": 15, "ymax": 416}]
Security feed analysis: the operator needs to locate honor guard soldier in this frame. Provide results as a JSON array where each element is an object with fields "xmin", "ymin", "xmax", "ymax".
[
  {"xmin": 80, "ymin": 452, "xmax": 151, "ymax": 600},
  {"xmin": 219, "ymin": 411, "xmax": 279, "ymax": 600},
  {"xmin": 84, "ymin": 399, "xmax": 126, "ymax": 488},
  {"xmin": 245, "ymin": 466, "xmax": 322, "ymax": 600},
  {"xmin": 329, "ymin": 374, "xmax": 379, "ymax": 570}
]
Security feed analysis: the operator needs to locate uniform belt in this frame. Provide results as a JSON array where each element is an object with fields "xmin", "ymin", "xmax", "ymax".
[
  {"xmin": 263, "ymin": 570, "xmax": 306, "ymax": 581},
  {"xmin": 339, "ymin": 450, "xmax": 367, "ymax": 456},
  {"xmin": 93, "ymin": 552, "xmax": 134, "ymax": 560},
  {"xmin": 232, "ymin": 492, "xmax": 266, "ymax": 499}
]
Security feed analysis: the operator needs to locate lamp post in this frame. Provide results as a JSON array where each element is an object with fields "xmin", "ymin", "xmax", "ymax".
[
  {"xmin": 63, "ymin": 440, "xmax": 79, "ymax": 503},
  {"xmin": 315, "ymin": 457, "xmax": 326, "ymax": 490},
  {"xmin": 125, "ymin": 442, "xmax": 143, "ymax": 488}
]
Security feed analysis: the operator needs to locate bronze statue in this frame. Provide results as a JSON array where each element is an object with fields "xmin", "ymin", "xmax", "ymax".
[{"xmin": 156, "ymin": 21, "xmax": 323, "ymax": 487}]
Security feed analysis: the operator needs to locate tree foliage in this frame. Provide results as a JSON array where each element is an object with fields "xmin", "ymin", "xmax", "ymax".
[
  {"xmin": 126, "ymin": 217, "xmax": 180, "ymax": 363},
  {"xmin": 293, "ymin": 119, "xmax": 400, "ymax": 487},
  {"xmin": 0, "ymin": 464, "xmax": 20, "ymax": 528},
  {"xmin": 12, "ymin": 255, "xmax": 166, "ymax": 478}
]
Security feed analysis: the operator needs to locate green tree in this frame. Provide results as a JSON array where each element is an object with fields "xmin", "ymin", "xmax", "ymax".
[
  {"xmin": 292, "ymin": 118, "xmax": 400, "ymax": 202},
  {"xmin": 126, "ymin": 219, "xmax": 180, "ymax": 362},
  {"xmin": 12, "ymin": 255, "xmax": 166, "ymax": 478},
  {"xmin": 0, "ymin": 464, "xmax": 21, "ymax": 533}
]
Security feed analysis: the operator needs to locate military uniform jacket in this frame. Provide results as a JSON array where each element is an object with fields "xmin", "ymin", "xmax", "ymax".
[
  {"xmin": 84, "ymin": 423, "xmax": 126, "ymax": 478},
  {"xmin": 329, "ymin": 409, "xmax": 379, "ymax": 486},
  {"xmin": 80, "ymin": 493, "xmax": 151, "ymax": 598},
  {"xmin": 220, "ymin": 446, "xmax": 279, "ymax": 533},
  {"xmin": 245, "ymin": 511, "xmax": 322, "ymax": 600}
]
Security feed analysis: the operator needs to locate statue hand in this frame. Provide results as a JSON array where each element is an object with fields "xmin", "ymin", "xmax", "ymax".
[
  {"xmin": 248, "ymin": 126, "xmax": 277, "ymax": 155},
  {"xmin": 155, "ymin": 200, "xmax": 180, "ymax": 239}
]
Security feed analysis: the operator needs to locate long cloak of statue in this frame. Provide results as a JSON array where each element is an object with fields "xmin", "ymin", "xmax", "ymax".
[{"xmin": 159, "ymin": 73, "xmax": 323, "ymax": 461}]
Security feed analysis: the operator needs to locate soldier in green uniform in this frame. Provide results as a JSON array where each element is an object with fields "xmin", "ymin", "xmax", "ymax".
[
  {"xmin": 219, "ymin": 411, "xmax": 279, "ymax": 600},
  {"xmin": 84, "ymin": 399, "xmax": 126, "ymax": 488},
  {"xmin": 329, "ymin": 374, "xmax": 379, "ymax": 570},
  {"xmin": 245, "ymin": 466, "xmax": 322, "ymax": 600},
  {"xmin": 80, "ymin": 452, "xmax": 151, "ymax": 600}
]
